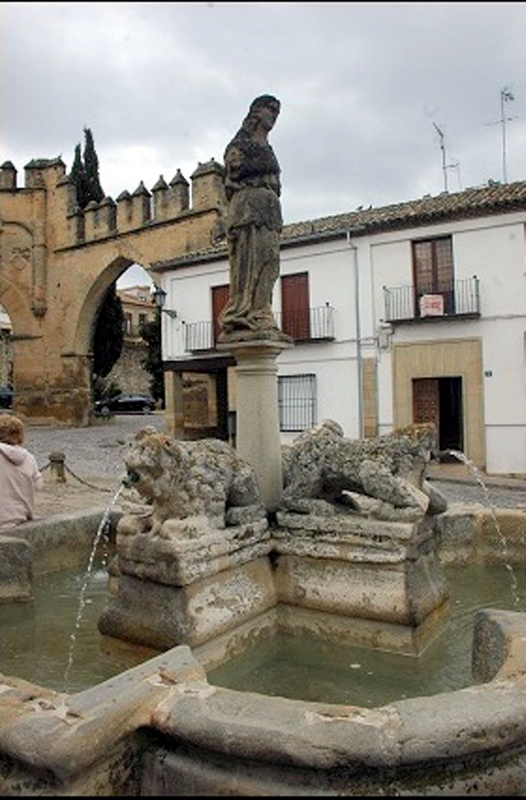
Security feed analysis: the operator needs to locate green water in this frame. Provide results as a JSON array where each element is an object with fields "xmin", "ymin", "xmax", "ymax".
[
  {"xmin": 0, "ymin": 562, "xmax": 525, "ymax": 702},
  {"xmin": 0, "ymin": 552, "xmax": 155, "ymax": 694},
  {"xmin": 208, "ymin": 563, "xmax": 526, "ymax": 708}
]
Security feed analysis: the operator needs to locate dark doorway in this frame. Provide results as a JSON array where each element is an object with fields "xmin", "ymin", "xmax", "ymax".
[{"xmin": 413, "ymin": 376, "xmax": 463, "ymax": 455}]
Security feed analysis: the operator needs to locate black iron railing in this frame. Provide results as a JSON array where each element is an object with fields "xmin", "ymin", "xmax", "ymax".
[
  {"xmin": 383, "ymin": 276, "xmax": 480, "ymax": 323},
  {"xmin": 184, "ymin": 304, "xmax": 335, "ymax": 352}
]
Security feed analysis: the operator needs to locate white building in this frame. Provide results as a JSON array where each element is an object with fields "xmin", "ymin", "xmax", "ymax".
[{"xmin": 151, "ymin": 180, "xmax": 526, "ymax": 477}]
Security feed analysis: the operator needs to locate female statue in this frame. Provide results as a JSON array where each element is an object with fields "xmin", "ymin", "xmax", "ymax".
[{"xmin": 219, "ymin": 95, "xmax": 284, "ymax": 338}]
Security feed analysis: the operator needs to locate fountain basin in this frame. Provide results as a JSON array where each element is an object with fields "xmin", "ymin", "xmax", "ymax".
[{"xmin": 1, "ymin": 505, "xmax": 526, "ymax": 795}]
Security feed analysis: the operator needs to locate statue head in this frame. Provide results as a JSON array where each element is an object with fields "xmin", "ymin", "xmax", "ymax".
[
  {"xmin": 240, "ymin": 94, "xmax": 281, "ymax": 135},
  {"xmin": 249, "ymin": 94, "xmax": 280, "ymax": 115}
]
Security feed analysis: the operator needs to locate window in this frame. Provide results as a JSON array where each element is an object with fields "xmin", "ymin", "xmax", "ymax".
[
  {"xmin": 278, "ymin": 374, "xmax": 316, "ymax": 431},
  {"xmin": 138, "ymin": 313, "xmax": 147, "ymax": 331},
  {"xmin": 124, "ymin": 312, "xmax": 132, "ymax": 334},
  {"xmin": 281, "ymin": 272, "xmax": 310, "ymax": 340},
  {"xmin": 412, "ymin": 236, "xmax": 454, "ymax": 316}
]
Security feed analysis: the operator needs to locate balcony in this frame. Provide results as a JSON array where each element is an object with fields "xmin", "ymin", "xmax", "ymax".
[
  {"xmin": 184, "ymin": 304, "xmax": 335, "ymax": 353},
  {"xmin": 382, "ymin": 276, "xmax": 480, "ymax": 324}
]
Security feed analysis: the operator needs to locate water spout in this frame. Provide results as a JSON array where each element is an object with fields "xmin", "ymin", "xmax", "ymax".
[{"xmin": 122, "ymin": 468, "xmax": 140, "ymax": 488}]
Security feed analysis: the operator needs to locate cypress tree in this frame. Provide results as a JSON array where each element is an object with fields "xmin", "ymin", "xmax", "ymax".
[
  {"xmin": 83, "ymin": 126, "xmax": 105, "ymax": 203},
  {"xmin": 70, "ymin": 143, "xmax": 89, "ymax": 209},
  {"xmin": 69, "ymin": 128, "xmax": 123, "ymax": 389},
  {"xmin": 92, "ymin": 285, "xmax": 124, "ymax": 378}
]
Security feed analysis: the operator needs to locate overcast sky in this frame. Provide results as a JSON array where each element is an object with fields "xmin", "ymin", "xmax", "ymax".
[{"xmin": 2, "ymin": 2, "xmax": 526, "ymax": 288}]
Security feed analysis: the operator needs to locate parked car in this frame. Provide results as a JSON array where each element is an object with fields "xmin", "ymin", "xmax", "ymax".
[
  {"xmin": 94, "ymin": 393, "xmax": 156, "ymax": 416},
  {"xmin": 0, "ymin": 386, "xmax": 13, "ymax": 409}
]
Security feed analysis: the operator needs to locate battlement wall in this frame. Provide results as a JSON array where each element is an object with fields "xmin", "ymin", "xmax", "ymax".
[{"xmin": 0, "ymin": 157, "xmax": 226, "ymax": 251}]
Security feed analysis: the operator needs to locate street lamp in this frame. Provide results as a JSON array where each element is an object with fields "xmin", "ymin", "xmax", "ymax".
[{"xmin": 151, "ymin": 285, "xmax": 178, "ymax": 318}]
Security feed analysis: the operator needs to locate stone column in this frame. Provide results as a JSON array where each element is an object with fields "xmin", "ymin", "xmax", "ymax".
[{"xmin": 219, "ymin": 338, "xmax": 292, "ymax": 512}]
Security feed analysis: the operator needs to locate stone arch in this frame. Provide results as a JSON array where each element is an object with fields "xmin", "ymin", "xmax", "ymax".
[
  {"xmin": 0, "ymin": 155, "xmax": 226, "ymax": 425},
  {"xmin": 73, "ymin": 255, "xmax": 138, "ymax": 357}
]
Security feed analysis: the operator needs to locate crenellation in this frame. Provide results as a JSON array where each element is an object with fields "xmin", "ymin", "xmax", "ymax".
[
  {"xmin": 56, "ymin": 174, "xmax": 78, "ymax": 211},
  {"xmin": 84, "ymin": 200, "xmax": 99, "ymax": 240},
  {"xmin": 190, "ymin": 158, "xmax": 226, "ymax": 212},
  {"xmin": 169, "ymin": 169, "xmax": 190, "ymax": 213},
  {"xmin": 55, "ymin": 175, "xmax": 80, "ymax": 247},
  {"xmin": 82, "ymin": 196, "xmax": 116, "ymax": 240},
  {"xmin": 151, "ymin": 175, "xmax": 170, "ymax": 221},
  {"xmin": 132, "ymin": 181, "xmax": 152, "ymax": 227},
  {"xmin": 116, "ymin": 190, "xmax": 134, "ymax": 232},
  {"xmin": 99, "ymin": 196, "xmax": 117, "ymax": 234},
  {"xmin": 24, "ymin": 157, "xmax": 66, "ymax": 189},
  {"xmin": 66, "ymin": 206, "xmax": 85, "ymax": 245},
  {"xmin": 0, "ymin": 161, "xmax": 17, "ymax": 190}
]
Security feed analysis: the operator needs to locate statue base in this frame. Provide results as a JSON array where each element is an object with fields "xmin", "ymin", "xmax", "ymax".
[
  {"xmin": 99, "ymin": 556, "xmax": 276, "ymax": 650},
  {"xmin": 272, "ymin": 512, "xmax": 450, "ymax": 654}
]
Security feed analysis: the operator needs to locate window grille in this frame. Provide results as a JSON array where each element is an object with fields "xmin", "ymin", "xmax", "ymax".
[{"xmin": 278, "ymin": 374, "xmax": 316, "ymax": 432}]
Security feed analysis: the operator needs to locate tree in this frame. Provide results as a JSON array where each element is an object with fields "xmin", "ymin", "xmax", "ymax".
[
  {"xmin": 69, "ymin": 128, "xmax": 123, "ymax": 383},
  {"xmin": 92, "ymin": 285, "xmax": 124, "ymax": 379},
  {"xmin": 83, "ymin": 126, "xmax": 105, "ymax": 204},
  {"xmin": 70, "ymin": 143, "xmax": 89, "ymax": 209},
  {"xmin": 140, "ymin": 310, "xmax": 165, "ymax": 405},
  {"xmin": 70, "ymin": 127, "xmax": 104, "ymax": 209}
]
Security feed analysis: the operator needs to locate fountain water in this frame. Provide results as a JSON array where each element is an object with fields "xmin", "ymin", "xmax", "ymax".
[
  {"xmin": 440, "ymin": 448, "xmax": 521, "ymax": 604},
  {"xmin": 63, "ymin": 484, "xmax": 126, "ymax": 686}
]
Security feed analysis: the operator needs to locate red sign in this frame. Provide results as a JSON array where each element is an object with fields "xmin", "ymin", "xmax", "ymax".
[{"xmin": 420, "ymin": 294, "xmax": 444, "ymax": 317}]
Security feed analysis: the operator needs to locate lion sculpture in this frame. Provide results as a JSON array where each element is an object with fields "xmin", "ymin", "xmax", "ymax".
[
  {"xmin": 121, "ymin": 428, "xmax": 267, "ymax": 535},
  {"xmin": 281, "ymin": 419, "xmax": 447, "ymax": 521}
]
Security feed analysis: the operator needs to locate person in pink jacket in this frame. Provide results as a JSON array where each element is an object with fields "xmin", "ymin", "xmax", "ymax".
[{"xmin": 0, "ymin": 413, "xmax": 44, "ymax": 528}]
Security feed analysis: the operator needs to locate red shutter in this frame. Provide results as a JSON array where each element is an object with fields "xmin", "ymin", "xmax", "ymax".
[
  {"xmin": 281, "ymin": 273, "xmax": 310, "ymax": 340},
  {"xmin": 212, "ymin": 285, "xmax": 230, "ymax": 343}
]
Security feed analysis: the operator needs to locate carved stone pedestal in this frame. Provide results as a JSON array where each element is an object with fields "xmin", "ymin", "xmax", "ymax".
[
  {"xmin": 273, "ymin": 512, "xmax": 450, "ymax": 655},
  {"xmin": 98, "ymin": 516, "xmax": 276, "ymax": 650}
]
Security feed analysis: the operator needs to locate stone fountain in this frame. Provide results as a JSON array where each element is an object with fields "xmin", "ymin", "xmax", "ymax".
[
  {"xmin": 2, "ymin": 419, "xmax": 526, "ymax": 796},
  {"xmin": 2, "ymin": 96, "xmax": 526, "ymax": 795},
  {"xmin": 98, "ymin": 419, "xmax": 450, "ymax": 662}
]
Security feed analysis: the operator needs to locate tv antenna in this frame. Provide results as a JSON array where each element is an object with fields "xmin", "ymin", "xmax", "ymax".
[
  {"xmin": 432, "ymin": 122, "xmax": 460, "ymax": 192},
  {"xmin": 486, "ymin": 85, "xmax": 516, "ymax": 183}
]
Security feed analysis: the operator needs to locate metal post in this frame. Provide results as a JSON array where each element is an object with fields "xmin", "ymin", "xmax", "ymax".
[{"xmin": 347, "ymin": 232, "xmax": 363, "ymax": 438}]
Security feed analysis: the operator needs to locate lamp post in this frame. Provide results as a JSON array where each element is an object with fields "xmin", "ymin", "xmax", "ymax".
[{"xmin": 151, "ymin": 285, "xmax": 178, "ymax": 319}]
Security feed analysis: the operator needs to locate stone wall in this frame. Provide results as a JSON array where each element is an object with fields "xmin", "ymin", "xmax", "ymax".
[
  {"xmin": 106, "ymin": 341, "xmax": 152, "ymax": 396},
  {"xmin": 0, "ymin": 157, "xmax": 226, "ymax": 424}
]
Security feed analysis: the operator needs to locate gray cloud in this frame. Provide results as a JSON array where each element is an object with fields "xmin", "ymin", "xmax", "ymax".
[{"xmin": 2, "ymin": 1, "xmax": 525, "ymax": 225}]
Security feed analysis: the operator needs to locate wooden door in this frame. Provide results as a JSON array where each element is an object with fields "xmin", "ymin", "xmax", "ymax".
[{"xmin": 413, "ymin": 378, "xmax": 440, "ymax": 431}]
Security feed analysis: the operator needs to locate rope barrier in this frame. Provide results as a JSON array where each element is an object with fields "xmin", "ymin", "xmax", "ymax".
[{"xmin": 38, "ymin": 458, "xmax": 115, "ymax": 493}]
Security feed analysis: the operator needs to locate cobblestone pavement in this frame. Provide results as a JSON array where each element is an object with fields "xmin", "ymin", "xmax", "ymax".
[
  {"xmin": 25, "ymin": 413, "xmax": 167, "ymax": 518},
  {"xmin": 20, "ymin": 414, "xmax": 526, "ymax": 518},
  {"xmin": 26, "ymin": 413, "xmax": 167, "ymax": 483}
]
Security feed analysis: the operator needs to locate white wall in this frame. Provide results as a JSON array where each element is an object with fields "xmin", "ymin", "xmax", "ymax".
[{"xmin": 158, "ymin": 209, "xmax": 526, "ymax": 474}]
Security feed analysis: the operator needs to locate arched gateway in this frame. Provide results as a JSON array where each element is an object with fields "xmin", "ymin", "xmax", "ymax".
[{"xmin": 0, "ymin": 156, "xmax": 226, "ymax": 425}]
